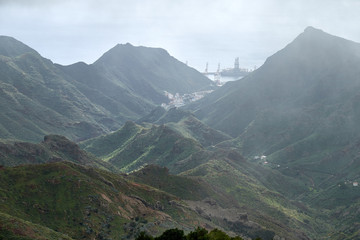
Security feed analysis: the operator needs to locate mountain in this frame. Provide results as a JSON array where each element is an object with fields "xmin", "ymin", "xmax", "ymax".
[
  {"xmin": 3, "ymin": 28, "xmax": 360, "ymax": 239},
  {"xmin": 80, "ymin": 121, "xmax": 204, "ymax": 173},
  {"xmin": 190, "ymin": 27, "xmax": 360, "ymax": 138},
  {"xmin": 58, "ymin": 43, "xmax": 213, "ymax": 122},
  {"xmin": 138, "ymin": 107, "xmax": 232, "ymax": 147},
  {"xmin": 0, "ymin": 129, "xmax": 311, "ymax": 239},
  {"xmin": 81, "ymin": 107, "xmax": 233, "ymax": 173},
  {"xmin": 93, "ymin": 43, "xmax": 213, "ymax": 98},
  {"xmin": 0, "ymin": 161, "xmax": 228, "ymax": 240},
  {"xmin": 80, "ymin": 115, "xmax": 318, "ymax": 239},
  {"xmin": 0, "ymin": 36, "xmax": 38, "ymax": 58},
  {"xmin": 187, "ymin": 27, "xmax": 360, "ymax": 238},
  {"xmin": 0, "ymin": 134, "xmax": 118, "ymax": 172},
  {"xmin": 188, "ymin": 26, "xmax": 360, "ymax": 175},
  {"xmin": 0, "ymin": 37, "xmax": 107, "ymax": 142},
  {"xmin": 0, "ymin": 36, "xmax": 212, "ymax": 142}
]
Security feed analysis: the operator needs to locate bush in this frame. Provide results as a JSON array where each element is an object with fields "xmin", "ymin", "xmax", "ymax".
[{"xmin": 155, "ymin": 228, "xmax": 186, "ymax": 240}]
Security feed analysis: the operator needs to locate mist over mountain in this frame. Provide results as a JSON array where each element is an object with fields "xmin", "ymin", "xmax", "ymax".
[
  {"xmin": 189, "ymin": 26, "xmax": 360, "ymax": 163},
  {"xmin": 0, "ymin": 37, "xmax": 212, "ymax": 142},
  {"xmin": 187, "ymin": 27, "xmax": 360, "ymax": 237},
  {"xmin": 2, "ymin": 27, "xmax": 360, "ymax": 239},
  {"xmin": 190, "ymin": 26, "xmax": 360, "ymax": 138}
]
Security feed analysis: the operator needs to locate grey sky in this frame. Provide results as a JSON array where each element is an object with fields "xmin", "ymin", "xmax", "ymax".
[{"xmin": 1, "ymin": 0, "xmax": 359, "ymax": 71}]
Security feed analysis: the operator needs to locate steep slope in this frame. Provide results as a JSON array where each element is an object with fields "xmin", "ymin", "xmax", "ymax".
[
  {"xmin": 0, "ymin": 37, "xmax": 112, "ymax": 141},
  {"xmin": 189, "ymin": 27, "xmax": 360, "ymax": 178},
  {"xmin": 80, "ymin": 121, "xmax": 203, "ymax": 172},
  {"xmin": 58, "ymin": 43, "xmax": 213, "ymax": 124},
  {"xmin": 0, "ymin": 135, "xmax": 117, "ymax": 172},
  {"xmin": 138, "ymin": 107, "xmax": 232, "ymax": 147},
  {"xmin": 187, "ymin": 27, "xmax": 360, "ymax": 238},
  {"xmin": 80, "ymin": 107, "xmax": 232, "ymax": 174},
  {"xmin": 0, "ymin": 161, "xmax": 224, "ymax": 240},
  {"xmin": 0, "ymin": 36, "xmax": 37, "ymax": 58},
  {"xmin": 0, "ymin": 211, "xmax": 74, "ymax": 240},
  {"xmin": 190, "ymin": 27, "xmax": 360, "ymax": 138},
  {"xmin": 93, "ymin": 43, "xmax": 213, "ymax": 99},
  {"xmin": 0, "ymin": 36, "xmax": 212, "ymax": 142},
  {"xmin": 129, "ymin": 165, "xmax": 303, "ymax": 240},
  {"xmin": 129, "ymin": 155, "xmax": 316, "ymax": 239},
  {"xmin": 80, "ymin": 119, "xmax": 318, "ymax": 239}
]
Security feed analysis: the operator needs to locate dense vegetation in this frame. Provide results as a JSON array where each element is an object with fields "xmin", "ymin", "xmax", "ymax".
[{"xmin": 135, "ymin": 227, "xmax": 249, "ymax": 240}]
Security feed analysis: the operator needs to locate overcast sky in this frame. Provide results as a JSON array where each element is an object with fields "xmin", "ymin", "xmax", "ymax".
[{"xmin": 1, "ymin": 0, "xmax": 359, "ymax": 71}]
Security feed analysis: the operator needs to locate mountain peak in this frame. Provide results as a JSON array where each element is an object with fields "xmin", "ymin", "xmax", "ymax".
[
  {"xmin": 0, "ymin": 35, "xmax": 38, "ymax": 58},
  {"xmin": 303, "ymin": 26, "xmax": 322, "ymax": 33},
  {"xmin": 114, "ymin": 42, "xmax": 133, "ymax": 48},
  {"xmin": 264, "ymin": 26, "xmax": 360, "ymax": 67}
]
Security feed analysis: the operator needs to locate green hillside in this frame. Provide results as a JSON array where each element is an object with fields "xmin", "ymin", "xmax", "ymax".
[
  {"xmin": 2, "ymin": 27, "xmax": 360, "ymax": 239},
  {"xmin": 81, "ymin": 121, "xmax": 203, "ymax": 173},
  {"xmin": 0, "ymin": 161, "xmax": 222, "ymax": 240},
  {"xmin": 139, "ymin": 107, "xmax": 232, "ymax": 147},
  {"xmin": 0, "ymin": 211, "xmax": 74, "ymax": 240},
  {"xmin": 0, "ymin": 134, "xmax": 118, "ymax": 172},
  {"xmin": 80, "ymin": 119, "xmax": 318, "ymax": 239}
]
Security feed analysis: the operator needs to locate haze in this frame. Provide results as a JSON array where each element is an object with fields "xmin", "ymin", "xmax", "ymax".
[{"xmin": 1, "ymin": 0, "xmax": 359, "ymax": 71}]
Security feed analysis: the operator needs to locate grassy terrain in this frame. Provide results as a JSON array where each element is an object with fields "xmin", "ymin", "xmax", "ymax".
[
  {"xmin": 0, "ymin": 211, "xmax": 74, "ymax": 240},
  {"xmin": 0, "ymin": 162, "xmax": 220, "ymax": 240},
  {"xmin": 81, "ymin": 121, "xmax": 204, "ymax": 173},
  {"xmin": 0, "ymin": 134, "xmax": 118, "ymax": 172},
  {"xmin": 138, "ymin": 107, "xmax": 232, "ymax": 147}
]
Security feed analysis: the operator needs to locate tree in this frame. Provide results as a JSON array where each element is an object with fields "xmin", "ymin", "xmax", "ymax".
[
  {"xmin": 208, "ymin": 229, "xmax": 231, "ymax": 240},
  {"xmin": 155, "ymin": 228, "xmax": 186, "ymax": 240},
  {"xmin": 187, "ymin": 227, "xmax": 210, "ymax": 240}
]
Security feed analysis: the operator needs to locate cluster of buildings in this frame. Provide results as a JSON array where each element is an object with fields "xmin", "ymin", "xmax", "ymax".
[
  {"xmin": 161, "ymin": 90, "xmax": 213, "ymax": 109},
  {"xmin": 342, "ymin": 179, "xmax": 359, "ymax": 187}
]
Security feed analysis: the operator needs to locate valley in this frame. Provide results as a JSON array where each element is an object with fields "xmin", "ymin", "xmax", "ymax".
[{"xmin": 1, "ymin": 27, "xmax": 360, "ymax": 240}]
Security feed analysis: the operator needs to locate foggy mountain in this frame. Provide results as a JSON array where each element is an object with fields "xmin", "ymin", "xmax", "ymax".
[
  {"xmin": 187, "ymin": 27, "xmax": 360, "ymax": 237},
  {"xmin": 0, "ymin": 36, "xmax": 212, "ymax": 142},
  {"xmin": 2, "ymin": 27, "xmax": 360, "ymax": 240},
  {"xmin": 189, "ymin": 26, "xmax": 360, "ymax": 139}
]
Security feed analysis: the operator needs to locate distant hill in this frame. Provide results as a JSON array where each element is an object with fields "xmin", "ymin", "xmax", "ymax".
[
  {"xmin": 80, "ymin": 121, "xmax": 203, "ymax": 173},
  {"xmin": 81, "ymin": 107, "xmax": 233, "ymax": 173},
  {"xmin": 80, "ymin": 116, "xmax": 317, "ymax": 239},
  {"xmin": 138, "ymin": 107, "xmax": 232, "ymax": 147},
  {"xmin": 189, "ymin": 26, "xmax": 360, "ymax": 176},
  {"xmin": 190, "ymin": 27, "xmax": 360, "ymax": 139},
  {"xmin": 0, "ymin": 36, "xmax": 212, "ymax": 142},
  {"xmin": 93, "ymin": 43, "xmax": 213, "ymax": 98},
  {"xmin": 187, "ymin": 27, "xmax": 360, "ymax": 237}
]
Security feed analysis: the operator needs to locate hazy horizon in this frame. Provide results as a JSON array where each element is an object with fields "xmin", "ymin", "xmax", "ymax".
[{"xmin": 1, "ymin": 0, "xmax": 359, "ymax": 71}]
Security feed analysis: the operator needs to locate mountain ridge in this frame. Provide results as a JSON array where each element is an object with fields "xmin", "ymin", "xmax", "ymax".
[
  {"xmin": 0, "ymin": 35, "xmax": 38, "ymax": 58},
  {"xmin": 0, "ymin": 36, "xmax": 212, "ymax": 142}
]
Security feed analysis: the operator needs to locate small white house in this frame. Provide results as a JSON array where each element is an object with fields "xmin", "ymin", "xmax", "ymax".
[{"xmin": 353, "ymin": 182, "xmax": 358, "ymax": 187}]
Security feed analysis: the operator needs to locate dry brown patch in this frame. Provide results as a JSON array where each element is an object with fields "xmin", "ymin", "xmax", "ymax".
[{"xmin": 100, "ymin": 193, "xmax": 113, "ymax": 203}]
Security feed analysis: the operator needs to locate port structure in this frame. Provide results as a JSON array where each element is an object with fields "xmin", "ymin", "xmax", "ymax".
[{"xmin": 202, "ymin": 58, "xmax": 251, "ymax": 77}]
